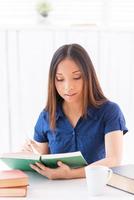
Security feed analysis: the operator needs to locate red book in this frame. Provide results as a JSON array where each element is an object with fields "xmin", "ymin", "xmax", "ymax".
[
  {"xmin": 0, "ymin": 169, "xmax": 29, "ymax": 188},
  {"xmin": 0, "ymin": 186, "xmax": 27, "ymax": 197}
]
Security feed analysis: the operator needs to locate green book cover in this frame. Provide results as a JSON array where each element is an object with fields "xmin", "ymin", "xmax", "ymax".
[
  {"xmin": 0, "ymin": 151, "xmax": 87, "ymax": 171},
  {"xmin": 0, "ymin": 153, "xmax": 40, "ymax": 171},
  {"xmin": 41, "ymin": 151, "xmax": 87, "ymax": 168}
]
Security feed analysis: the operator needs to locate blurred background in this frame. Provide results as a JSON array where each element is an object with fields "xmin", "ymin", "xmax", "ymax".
[{"xmin": 0, "ymin": 0, "xmax": 134, "ymax": 164}]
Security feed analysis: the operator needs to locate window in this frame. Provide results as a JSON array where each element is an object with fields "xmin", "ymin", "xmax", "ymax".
[
  {"xmin": 0, "ymin": 0, "xmax": 37, "ymax": 24},
  {"xmin": 0, "ymin": 0, "xmax": 134, "ymax": 27},
  {"xmin": 108, "ymin": 0, "xmax": 134, "ymax": 27},
  {"xmin": 48, "ymin": 0, "xmax": 103, "ymax": 26}
]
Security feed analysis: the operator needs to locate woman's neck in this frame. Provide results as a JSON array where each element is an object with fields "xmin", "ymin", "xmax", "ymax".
[{"xmin": 62, "ymin": 101, "xmax": 83, "ymax": 117}]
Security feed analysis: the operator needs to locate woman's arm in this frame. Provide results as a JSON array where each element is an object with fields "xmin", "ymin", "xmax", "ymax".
[
  {"xmin": 93, "ymin": 130, "xmax": 123, "ymax": 167},
  {"xmin": 69, "ymin": 130, "xmax": 123, "ymax": 178}
]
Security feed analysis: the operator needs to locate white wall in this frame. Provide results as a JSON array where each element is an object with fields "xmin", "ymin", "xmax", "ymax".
[{"xmin": 0, "ymin": 27, "xmax": 134, "ymax": 164}]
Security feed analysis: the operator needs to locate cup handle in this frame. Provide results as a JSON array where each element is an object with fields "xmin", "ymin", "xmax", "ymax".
[{"xmin": 107, "ymin": 168, "xmax": 113, "ymax": 182}]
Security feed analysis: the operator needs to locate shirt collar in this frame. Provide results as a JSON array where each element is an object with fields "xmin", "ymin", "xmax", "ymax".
[
  {"xmin": 56, "ymin": 105, "xmax": 99, "ymax": 121},
  {"xmin": 56, "ymin": 105, "xmax": 64, "ymax": 120}
]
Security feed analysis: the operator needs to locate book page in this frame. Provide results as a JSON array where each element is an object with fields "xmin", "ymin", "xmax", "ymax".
[
  {"xmin": 41, "ymin": 151, "xmax": 82, "ymax": 159},
  {"xmin": 0, "ymin": 152, "xmax": 40, "ymax": 160}
]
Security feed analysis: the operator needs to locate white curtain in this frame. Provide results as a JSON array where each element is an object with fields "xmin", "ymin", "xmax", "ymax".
[{"xmin": 0, "ymin": 29, "xmax": 134, "ymax": 164}]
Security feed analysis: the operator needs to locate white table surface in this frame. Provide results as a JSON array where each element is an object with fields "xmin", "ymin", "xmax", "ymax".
[{"xmin": 0, "ymin": 162, "xmax": 134, "ymax": 200}]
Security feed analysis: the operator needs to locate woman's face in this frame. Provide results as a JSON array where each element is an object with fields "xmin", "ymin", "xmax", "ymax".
[{"xmin": 55, "ymin": 58, "xmax": 84, "ymax": 104}]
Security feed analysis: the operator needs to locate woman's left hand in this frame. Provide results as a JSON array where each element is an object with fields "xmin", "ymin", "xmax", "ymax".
[{"xmin": 30, "ymin": 161, "xmax": 72, "ymax": 180}]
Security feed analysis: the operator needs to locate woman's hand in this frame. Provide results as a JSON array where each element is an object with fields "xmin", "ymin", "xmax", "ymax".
[
  {"xmin": 21, "ymin": 139, "xmax": 49, "ymax": 155},
  {"xmin": 21, "ymin": 139, "xmax": 41, "ymax": 154},
  {"xmin": 30, "ymin": 161, "xmax": 73, "ymax": 180}
]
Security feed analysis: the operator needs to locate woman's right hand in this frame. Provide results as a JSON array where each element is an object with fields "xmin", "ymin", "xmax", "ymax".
[{"xmin": 21, "ymin": 139, "xmax": 40, "ymax": 154}]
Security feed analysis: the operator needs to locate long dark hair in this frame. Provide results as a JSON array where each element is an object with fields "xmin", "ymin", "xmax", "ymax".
[{"xmin": 45, "ymin": 43, "xmax": 108, "ymax": 129}]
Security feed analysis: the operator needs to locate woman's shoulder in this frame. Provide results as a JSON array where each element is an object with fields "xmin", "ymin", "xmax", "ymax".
[
  {"xmin": 91, "ymin": 100, "xmax": 122, "ymax": 119},
  {"xmin": 37, "ymin": 105, "xmax": 63, "ymax": 121},
  {"xmin": 99, "ymin": 100, "xmax": 124, "ymax": 120},
  {"xmin": 35, "ymin": 109, "xmax": 50, "ymax": 130},
  {"xmin": 37, "ymin": 108, "xmax": 49, "ymax": 121},
  {"xmin": 100, "ymin": 101, "xmax": 128, "ymax": 134},
  {"xmin": 88, "ymin": 101, "xmax": 121, "ymax": 118},
  {"xmin": 101, "ymin": 100, "xmax": 121, "ymax": 112}
]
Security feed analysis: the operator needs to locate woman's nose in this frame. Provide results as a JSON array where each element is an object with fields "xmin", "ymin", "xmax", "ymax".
[{"xmin": 64, "ymin": 81, "xmax": 73, "ymax": 91}]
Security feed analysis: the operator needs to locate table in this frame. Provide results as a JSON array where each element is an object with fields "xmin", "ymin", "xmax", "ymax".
[
  {"xmin": 0, "ymin": 171, "xmax": 134, "ymax": 200},
  {"xmin": 0, "ymin": 162, "xmax": 134, "ymax": 200}
]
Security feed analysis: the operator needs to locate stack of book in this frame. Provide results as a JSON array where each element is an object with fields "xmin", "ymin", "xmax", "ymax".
[{"xmin": 0, "ymin": 169, "xmax": 29, "ymax": 197}]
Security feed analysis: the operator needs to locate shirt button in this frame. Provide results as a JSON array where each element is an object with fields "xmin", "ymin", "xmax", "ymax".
[{"xmin": 72, "ymin": 131, "xmax": 75, "ymax": 135}]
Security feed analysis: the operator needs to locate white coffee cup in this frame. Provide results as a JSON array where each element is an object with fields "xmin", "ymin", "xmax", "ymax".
[{"xmin": 85, "ymin": 165, "xmax": 112, "ymax": 196}]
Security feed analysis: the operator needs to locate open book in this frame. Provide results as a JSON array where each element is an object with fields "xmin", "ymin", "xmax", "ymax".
[{"xmin": 0, "ymin": 151, "xmax": 87, "ymax": 171}]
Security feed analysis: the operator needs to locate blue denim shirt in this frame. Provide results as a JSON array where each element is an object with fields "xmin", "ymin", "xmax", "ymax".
[{"xmin": 34, "ymin": 101, "xmax": 128, "ymax": 164}]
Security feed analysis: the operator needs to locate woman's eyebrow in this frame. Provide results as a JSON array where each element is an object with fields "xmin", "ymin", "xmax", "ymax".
[
  {"xmin": 56, "ymin": 70, "xmax": 81, "ymax": 75},
  {"xmin": 56, "ymin": 73, "xmax": 63, "ymax": 75},
  {"xmin": 72, "ymin": 70, "xmax": 81, "ymax": 74}
]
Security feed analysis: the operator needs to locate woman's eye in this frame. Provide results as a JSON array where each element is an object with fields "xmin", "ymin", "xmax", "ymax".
[
  {"xmin": 74, "ymin": 76, "xmax": 81, "ymax": 80},
  {"xmin": 56, "ymin": 76, "xmax": 81, "ymax": 81},
  {"xmin": 56, "ymin": 78, "xmax": 64, "ymax": 81}
]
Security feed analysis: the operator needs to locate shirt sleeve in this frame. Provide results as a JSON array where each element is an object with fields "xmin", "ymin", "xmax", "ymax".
[
  {"xmin": 33, "ymin": 111, "xmax": 49, "ymax": 143},
  {"xmin": 103, "ymin": 102, "xmax": 128, "ymax": 135}
]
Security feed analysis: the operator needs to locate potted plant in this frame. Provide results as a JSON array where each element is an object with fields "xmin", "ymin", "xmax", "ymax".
[{"xmin": 36, "ymin": 0, "xmax": 52, "ymax": 17}]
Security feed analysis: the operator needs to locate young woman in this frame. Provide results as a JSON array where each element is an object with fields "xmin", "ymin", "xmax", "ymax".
[{"xmin": 23, "ymin": 43, "xmax": 128, "ymax": 179}]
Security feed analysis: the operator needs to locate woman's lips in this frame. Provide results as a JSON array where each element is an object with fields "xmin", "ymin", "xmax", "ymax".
[{"xmin": 65, "ymin": 93, "xmax": 77, "ymax": 97}]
